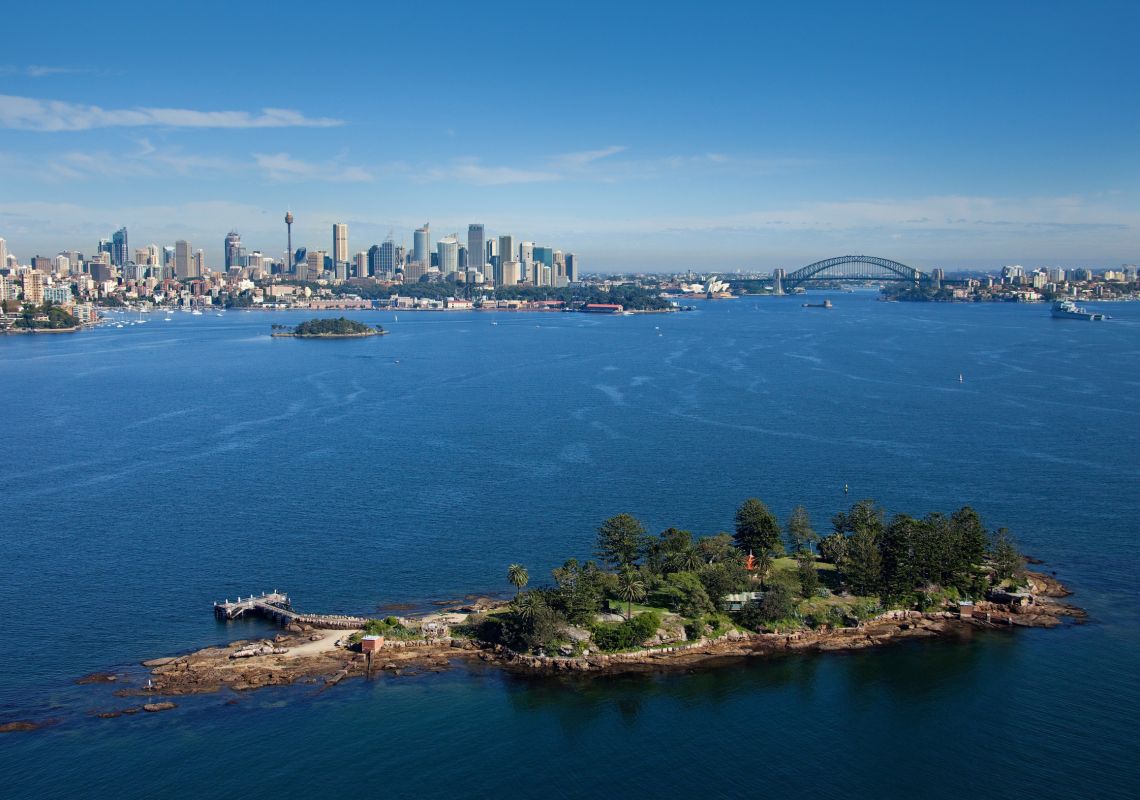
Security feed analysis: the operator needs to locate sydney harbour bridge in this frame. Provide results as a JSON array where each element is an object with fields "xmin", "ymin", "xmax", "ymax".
[{"xmin": 773, "ymin": 255, "xmax": 929, "ymax": 293}]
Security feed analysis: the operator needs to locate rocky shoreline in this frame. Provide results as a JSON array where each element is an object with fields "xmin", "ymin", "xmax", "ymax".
[
  {"xmin": 99, "ymin": 571, "xmax": 1085, "ymax": 702},
  {"xmin": 0, "ymin": 570, "xmax": 1074, "ymax": 732}
]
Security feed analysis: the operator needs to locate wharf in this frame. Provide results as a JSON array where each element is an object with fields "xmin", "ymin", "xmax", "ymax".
[{"xmin": 213, "ymin": 592, "xmax": 366, "ymax": 630}]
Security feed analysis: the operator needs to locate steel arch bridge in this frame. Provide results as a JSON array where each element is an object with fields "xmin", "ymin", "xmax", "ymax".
[{"xmin": 782, "ymin": 255, "xmax": 926, "ymax": 289}]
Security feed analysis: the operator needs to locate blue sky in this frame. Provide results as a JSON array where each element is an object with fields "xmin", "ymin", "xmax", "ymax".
[{"xmin": 1, "ymin": 0, "xmax": 1137, "ymax": 272}]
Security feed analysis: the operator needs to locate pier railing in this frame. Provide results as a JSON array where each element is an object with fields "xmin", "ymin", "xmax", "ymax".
[{"xmin": 213, "ymin": 591, "xmax": 366, "ymax": 630}]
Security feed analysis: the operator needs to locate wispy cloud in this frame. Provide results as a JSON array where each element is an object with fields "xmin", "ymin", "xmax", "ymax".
[
  {"xmin": 423, "ymin": 158, "xmax": 561, "ymax": 185},
  {"xmin": 0, "ymin": 94, "xmax": 345, "ymax": 131},
  {"xmin": 0, "ymin": 65, "xmax": 104, "ymax": 78},
  {"xmin": 549, "ymin": 145, "xmax": 626, "ymax": 168},
  {"xmin": 254, "ymin": 152, "xmax": 374, "ymax": 182}
]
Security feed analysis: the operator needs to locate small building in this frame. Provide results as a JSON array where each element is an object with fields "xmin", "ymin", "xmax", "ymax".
[
  {"xmin": 723, "ymin": 592, "xmax": 764, "ymax": 612},
  {"xmin": 583, "ymin": 303, "xmax": 624, "ymax": 314},
  {"xmin": 957, "ymin": 601, "xmax": 975, "ymax": 619},
  {"xmin": 360, "ymin": 635, "xmax": 384, "ymax": 653}
]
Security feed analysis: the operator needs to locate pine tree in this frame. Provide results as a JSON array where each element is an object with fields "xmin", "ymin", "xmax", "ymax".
[
  {"xmin": 786, "ymin": 505, "xmax": 819, "ymax": 553},
  {"xmin": 733, "ymin": 498, "xmax": 782, "ymax": 575}
]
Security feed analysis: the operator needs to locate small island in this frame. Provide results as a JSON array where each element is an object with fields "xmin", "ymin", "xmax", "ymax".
[
  {"xmin": 69, "ymin": 497, "xmax": 1084, "ymax": 712},
  {"xmin": 271, "ymin": 317, "xmax": 388, "ymax": 338}
]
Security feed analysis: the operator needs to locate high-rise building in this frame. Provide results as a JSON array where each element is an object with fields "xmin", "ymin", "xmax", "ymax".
[
  {"xmin": 354, "ymin": 251, "xmax": 368, "ymax": 278},
  {"xmin": 519, "ymin": 241, "xmax": 534, "ymax": 281},
  {"xmin": 111, "ymin": 227, "xmax": 129, "ymax": 267},
  {"xmin": 413, "ymin": 223, "xmax": 431, "ymax": 269},
  {"xmin": 467, "ymin": 224, "xmax": 484, "ymax": 277},
  {"xmin": 534, "ymin": 246, "xmax": 554, "ymax": 269},
  {"xmin": 333, "ymin": 223, "xmax": 348, "ymax": 267},
  {"xmin": 500, "ymin": 260, "xmax": 520, "ymax": 287},
  {"xmin": 367, "ymin": 244, "xmax": 383, "ymax": 277},
  {"xmin": 498, "ymin": 235, "xmax": 515, "ymax": 268},
  {"xmin": 224, "ymin": 231, "xmax": 242, "ymax": 270},
  {"xmin": 174, "ymin": 240, "xmax": 193, "ymax": 279},
  {"xmin": 53, "ymin": 254, "xmax": 70, "ymax": 275},
  {"xmin": 378, "ymin": 239, "xmax": 397, "ymax": 278},
  {"xmin": 437, "ymin": 236, "xmax": 459, "ymax": 275},
  {"xmin": 0, "ymin": 238, "xmax": 7, "ymax": 268},
  {"xmin": 307, "ymin": 250, "xmax": 326, "ymax": 278},
  {"xmin": 194, "ymin": 249, "xmax": 205, "ymax": 276},
  {"xmin": 24, "ymin": 271, "xmax": 47, "ymax": 304},
  {"xmin": 565, "ymin": 253, "xmax": 579, "ymax": 282}
]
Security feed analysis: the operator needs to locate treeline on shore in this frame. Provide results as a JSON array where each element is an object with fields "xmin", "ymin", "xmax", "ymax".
[{"xmin": 462, "ymin": 498, "xmax": 1025, "ymax": 656}]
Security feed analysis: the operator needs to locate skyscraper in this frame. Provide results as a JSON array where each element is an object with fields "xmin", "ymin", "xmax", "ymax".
[
  {"xmin": 413, "ymin": 223, "xmax": 431, "ymax": 269},
  {"xmin": 333, "ymin": 223, "xmax": 348, "ymax": 267},
  {"xmin": 367, "ymin": 244, "xmax": 382, "ymax": 277},
  {"xmin": 566, "ymin": 253, "xmax": 578, "ymax": 282},
  {"xmin": 498, "ymin": 235, "xmax": 515, "ymax": 267},
  {"xmin": 0, "ymin": 238, "xmax": 7, "ymax": 269},
  {"xmin": 224, "ymin": 231, "xmax": 242, "ymax": 270},
  {"xmin": 111, "ymin": 227, "xmax": 129, "ymax": 267},
  {"xmin": 437, "ymin": 236, "xmax": 459, "ymax": 275},
  {"xmin": 467, "ymin": 224, "xmax": 484, "ymax": 278},
  {"xmin": 354, "ymin": 251, "xmax": 368, "ymax": 278},
  {"xmin": 174, "ymin": 240, "xmax": 193, "ymax": 279},
  {"xmin": 379, "ymin": 239, "xmax": 397, "ymax": 278}
]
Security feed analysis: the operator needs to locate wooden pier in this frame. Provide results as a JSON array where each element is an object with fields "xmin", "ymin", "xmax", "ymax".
[{"xmin": 213, "ymin": 591, "xmax": 367, "ymax": 630}]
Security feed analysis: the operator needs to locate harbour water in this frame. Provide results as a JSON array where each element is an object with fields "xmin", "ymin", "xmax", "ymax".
[{"xmin": 1, "ymin": 293, "xmax": 1137, "ymax": 798}]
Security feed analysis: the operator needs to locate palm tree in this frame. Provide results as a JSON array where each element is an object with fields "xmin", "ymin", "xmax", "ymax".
[
  {"xmin": 617, "ymin": 568, "xmax": 647, "ymax": 621},
  {"xmin": 507, "ymin": 564, "xmax": 529, "ymax": 597},
  {"xmin": 669, "ymin": 546, "xmax": 703, "ymax": 573},
  {"xmin": 513, "ymin": 590, "xmax": 545, "ymax": 621}
]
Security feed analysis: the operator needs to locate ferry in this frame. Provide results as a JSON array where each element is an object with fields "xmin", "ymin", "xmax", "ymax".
[
  {"xmin": 801, "ymin": 298, "xmax": 833, "ymax": 309},
  {"xmin": 1051, "ymin": 300, "xmax": 1106, "ymax": 321}
]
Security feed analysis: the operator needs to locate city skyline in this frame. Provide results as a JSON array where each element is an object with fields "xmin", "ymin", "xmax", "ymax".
[{"xmin": 0, "ymin": 1, "xmax": 1137, "ymax": 270}]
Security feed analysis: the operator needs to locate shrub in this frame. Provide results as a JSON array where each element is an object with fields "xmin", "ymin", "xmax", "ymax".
[{"xmin": 591, "ymin": 611, "xmax": 662, "ymax": 652}]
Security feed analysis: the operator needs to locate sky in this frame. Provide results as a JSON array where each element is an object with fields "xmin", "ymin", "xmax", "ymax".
[{"xmin": 0, "ymin": 0, "xmax": 1137, "ymax": 272}]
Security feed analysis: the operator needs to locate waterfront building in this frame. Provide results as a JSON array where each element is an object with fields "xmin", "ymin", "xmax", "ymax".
[
  {"xmin": 23, "ymin": 271, "xmax": 46, "ymax": 304},
  {"xmin": 0, "ymin": 274, "xmax": 16, "ymax": 302},
  {"xmin": 224, "ymin": 231, "xmax": 242, "ymax": 270},
  {"xmin": 437, "ymin": 236, "xmax": 459, "ymax": 275},
  {"xmin": 467, "ymin": 224, "xmax": 484, "ymax": 278},
  {"xmin": 413, "ymin": 223, "xmax": 431, "ymax": 270},
  {"xmin": 111, "ymin": 227, "xmax": 129, "ymax": 267},
  {"xmin": 174, "ymin": 240, "xmax": 194, "ymax": 279}
]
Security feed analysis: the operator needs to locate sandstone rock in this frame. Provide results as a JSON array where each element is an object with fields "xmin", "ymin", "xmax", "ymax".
[
  {"xmin": 143, "ymin": 702, "xmax": 177, "ymax": 713},
  {"xmin": 141, "ymin": 657, "xmax": 177, "ymax": 668},
  {"xmin": 75, "ymin": 672, "xmax": 118, "ymax": 684},
  {"xmin": 0, "ymin": 720, "xmax": 41, "ymax": 733},
  {"xmin": 286, "ymin": 623, "xmax": 303, "ymax": 634}
]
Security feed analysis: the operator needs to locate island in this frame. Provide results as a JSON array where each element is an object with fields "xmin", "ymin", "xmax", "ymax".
[
  {"xmin": 270, "ymin": 317, "xmax": 388, "ymax": 338},
  {"xmin": 69, "ymin": 497, "xmax": 1082, "ymax": 712}
]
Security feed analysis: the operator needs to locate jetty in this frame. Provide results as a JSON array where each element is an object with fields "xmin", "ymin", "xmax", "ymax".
[{"xmin": 213, "ymin": 592, "xmax": 366, "ymax": 630}]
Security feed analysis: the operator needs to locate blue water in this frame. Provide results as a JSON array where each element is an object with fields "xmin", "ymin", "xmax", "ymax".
[{"xmin": 2, "ymin": 294, "xmax": 1137, "ymax": 799}]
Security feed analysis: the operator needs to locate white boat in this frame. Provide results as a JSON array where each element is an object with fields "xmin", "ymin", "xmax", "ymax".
[{"xmin": 191, "ymin": 309, "xmax": 203, "ymax": 316}]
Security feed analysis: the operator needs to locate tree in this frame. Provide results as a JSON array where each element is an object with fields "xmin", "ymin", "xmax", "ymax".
[
  {"xmin": 551, "ymin": 559, "xmax": 605, "ymax": 625},
  {"xmin": 990, "ymin": 527, "xmax": 1024, "ymax": 583},
  {"xmin": 818, "ymin": 532, "xmax": 848, "ymax": 566},
  {"xmin": 879, "ymin": 514, "xmax": 919, "ymax": 602},
  {"xmin": 796, "ymin": 550, "xmax": 819, "ymax": 598},
  {"xmin": 696, "ymin": 532, "xmax": 737, "ymax": 565},
  {"xmin": 697, "ymin": 561, "xmax": 749, "ymax": 607},
  {"xmin": 786, "ymin": 505, "xmax": 819, "ymax": 553},
  {"xmin": 507, "ymin": 564, "xmax": 529, "ymax": 597},
  {"xmin": 844, "ymin": 527, "xmax": 882, "ymax": 596},
  {"xmin": 616, "ymin": 568, "xmax": 647, "ymax": 620},
  {"xmin": 596, "ymin": 513, "xmax": 649, "ymax": 570},
  {"xmin": 733, "ymin": 498, "xmax": 783, "ymax": 575}
]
